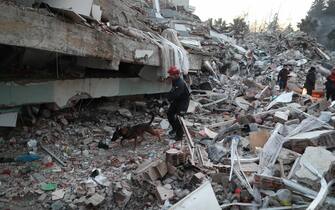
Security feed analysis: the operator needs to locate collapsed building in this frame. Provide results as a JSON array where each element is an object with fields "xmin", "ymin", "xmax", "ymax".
[
  {"xmin": 0, "ymin": 0, "xmax": 203, "ymax": 113},
  {"xmin": 1, "ymin": 0, "xmax": 335, "ymax": 210}
]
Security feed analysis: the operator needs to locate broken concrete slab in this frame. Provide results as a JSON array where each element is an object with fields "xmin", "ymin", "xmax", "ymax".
[
  {"xmin": 278, "ymin": 148, "xmax": 301, "ymax": 165},
  {"xmin": 240, "ymin": 163, "xmax": 259, "ymax": 173},
  {"xmin": 285, "ymin": 119, "xmax": 300, "ymax": 126},
  {"xmin": 85, "ymin": 193, "xmax": 105, "ymax": 206},
  {"xmin": 103, "ymin": 126, "xmax": 114, "ymax": 135},
  {"xmin": 235, "ymin": 97, "xmax": 251, "ymax": 111},
  {"xmin": 114, "ymin": 186, "xmax": 132, "ymax": 208},
  {"xmin": 319, "ymin": 111, "xmax": 332, "ymax": 123},
  {"xmin": 117, "ymin": 108, "xmax": 133, "ymax": 118},
  {"xmin": 286, "ymin": 111, "xmax": 334, "ymax": 137},
  {"xmin": 187, "ymin": 100, "xmax": 201, "ymax": 113},
  {"xmin": 54, "ymin": 8, "xmax": 87, "ymax": 24},
  {"xmin": 266, "ymin": 92, "xmax": 293, "ymax": 110},
  {"xmin": 190, "ymin": 172, "xmax": 207, "ymax": 185},
  {"xmin": 51, "ymin": 200, "xmax": 65, "ymax": 210},
  {"xmin": 166, "ymin": 149, "xmax": 186, "ymax": 166},
  {"xmin": 134, "ymin": 161, "xmax": 160, "ymax": 182},
  {"xmin": 134, "ymin": 49, "xmax": 154, "ymax": 60},
  {"xmin": 274, "ymin": 110, "xmax": 290, "ymax": 123},
  {"xmin": 155, "ymin": 161, "xmax": 168, "ymax": 178},
  {"xmin": 41, "ymin": 0, "xmax": 94, "ymax": 16},
  {"xmin": 155, "ymin": 185, "xmax": 174, "ymax": 203},
  {"xmin": 134, "ymin": 159, "xmax": 167, "ymax": 182},
  {"xmin": 74, "ymin": 196, "xmax": 86, "ymax": 204},
  {"xmin": 203, "ymin": 127, "xmax": 218, "ymax": 139},
  {"xmin": 285, "ymin": 130, "xmax": 335, "ymax": 153},
  {"xmin": 295, "ymin": 147, "xmax": 335, "ymax": 183},
  {"xmin": 93, "ymin": 174, "xmax": 111, "ymax": 187},
  {"xmin": 169, "ymin": 181, "xmax": 221, "ymax": 210},
  {"xmin": 38, "ymin": 193, "xmax": 47, "ymax": 202},
  {"xmin": 51, "ymin": 189, "xmax": 65, "ymax": 201}
]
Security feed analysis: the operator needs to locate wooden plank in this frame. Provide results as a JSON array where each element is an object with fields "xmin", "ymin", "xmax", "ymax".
[{"xmin": 178, "ymin": 116, "xmax": 195, "ymax": 165}]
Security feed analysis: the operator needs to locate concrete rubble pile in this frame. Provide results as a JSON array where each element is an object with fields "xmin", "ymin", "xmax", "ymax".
[
  {"xmin": 2, "ymin": 87, "xmax": 335, "ymax": 210},
  {"xmin": 243, "ymin": 31, "xmax": 333, "ymax": 85},
  {"xmin": 1, "ymin": 70, "xmax": 335, "ymax": 210},
  {"xmin": 1, "ymin": 0, "xmax": 335, "ymax": 210}
]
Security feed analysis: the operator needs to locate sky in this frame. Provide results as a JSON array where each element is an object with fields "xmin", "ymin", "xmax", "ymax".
[{"xmin": 189, "ymin": 0, "xmax": 314, "ymax": 27}]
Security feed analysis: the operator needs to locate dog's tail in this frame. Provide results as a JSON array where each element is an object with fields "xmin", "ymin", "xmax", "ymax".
[{"xmin": 147, "ymin": 112, "xmax": 155, "ymax": 125}]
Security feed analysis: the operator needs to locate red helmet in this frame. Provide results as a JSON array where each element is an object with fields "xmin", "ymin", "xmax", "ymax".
[{"xmin": 168, "ymin": 66, "xmax": 180, "ymax": 75}]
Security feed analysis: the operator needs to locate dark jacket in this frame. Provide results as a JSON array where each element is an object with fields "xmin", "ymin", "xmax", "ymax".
[
  {"xmin": 304, "ymin": 70, "xmax": 316, "ymax": 89},
  {"xmin": 325, "ymin": 78, "xmax": 335, "ymax": 97},
  {"xmin": 325, "ymin": 70, "xmax": 335, "ymax": 100},
  {"xmin": 167, "ymin": 77, "xmax": 190, "ymax": 110},
  {"xmin": 278, "ymin": 68, "xmax": 289, "ymax": 82}
]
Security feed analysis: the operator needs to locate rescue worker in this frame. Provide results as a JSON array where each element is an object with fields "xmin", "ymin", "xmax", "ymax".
[
  {"xmin": 246, "ymin": 49, "xmax": 255, "ymax": 74},
  {"xmin": 304, "ymin": 67, "xmax": 316, "ymax": 95},
  {"xmin": 325, "ymin": 69, "xmax": 335, "ymax": 101},
  {"xmin": 166, "ymin": 66, "xmax": 190, "ymax": 141},
  {"xmin": 277, "ymin": 64, "xmax": 290, "ymax": 91}
]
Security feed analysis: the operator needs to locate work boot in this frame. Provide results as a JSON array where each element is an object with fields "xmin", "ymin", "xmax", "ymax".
[
  {"xmin": 175, "ymin": 135, "xmax": 183, "ymax": 141},
  {"xmin": 168, "ymin": 130, "xmax": 176, "ymax": 137}
]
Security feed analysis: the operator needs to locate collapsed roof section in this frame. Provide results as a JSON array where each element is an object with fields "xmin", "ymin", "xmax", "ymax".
[{"xmin": 0, "ymin": 0, "xmax": 207, "ymax": 108}]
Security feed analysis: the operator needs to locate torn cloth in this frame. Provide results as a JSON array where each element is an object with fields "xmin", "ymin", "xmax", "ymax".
[
  {"xmin": 161, "ymin": 29, "xmax": 190, "ymax": 76},
  {"xmin": 111, "ymin": 27, "xmax": 189, "ymax": 78}
]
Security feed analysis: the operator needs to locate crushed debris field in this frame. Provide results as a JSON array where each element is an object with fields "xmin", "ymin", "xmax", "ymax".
[{"xmin": 1, "ymin": 0, "xmax": 335, "ymax": 210}]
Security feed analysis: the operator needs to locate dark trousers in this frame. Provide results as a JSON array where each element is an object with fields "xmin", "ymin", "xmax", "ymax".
[
  {"xmin": 307, "ymin": 87, "xmax": 313, "ymax": 95},
  {"xmin": 167, "ymin": 101, "xmax": 188, "ymax": 139},
  {"xmin": 326, "ymin": 89, "xmax": 335, "ymax": 101},
  {"xmin": 279, "ymin": 80, "xmax": 287, "ymax": 90},
  {"xmin": 326, "ymin": 82, "xmax": 335, "ymax": 101}
]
